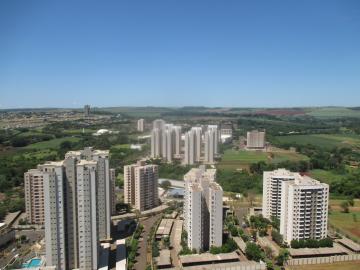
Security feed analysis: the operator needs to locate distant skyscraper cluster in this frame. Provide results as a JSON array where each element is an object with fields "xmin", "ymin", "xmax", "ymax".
[
  {"xmin": 246, "ymin": 129, "xmax": 266, "ymax": 149},
  {"xmin": 123, "ymin": 160, "xmax": 159, "ymax": 211},
  {"xmin": 151, "ymin": 120, "xmax": 182, "ymax": 163},
  {"xmin": 150, "ymin": 119, "xmax": 219, "ymax": 165},
  {"xmin": 25, "ymin": 147, "xmax": 116, "ymax": 270},
  {"xmin": 262, "ymin": 169, "xmax": 329, "ymax": 244},
  {"xmin": 184, "ymin": 166, "xmax": 223, "ymax": 252}
]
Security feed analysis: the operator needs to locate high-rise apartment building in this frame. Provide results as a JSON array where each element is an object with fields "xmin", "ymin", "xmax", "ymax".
[
  {"xmin": 247, "ymin": 130, "xmax": 266, "ymax": 149},
  {"xmin": 184, "ymin": 166, "xmax": 223, "ymax": 252},
  {"xmin": 151, "ymin": 128, "xmax": 162, "ymax": 158},
  {"xmin": 262, "ymin": 169, "xmax": 329, "ymax": 244},
  {"xmin": 153, "ymin": 119, "xmax": 165, "ymax": 130},
  {"xmin": 173, "ymin": 125, "xmax": 182, "ymax": 158},
  {"xmin": 183, "ymin": 127, "xmax": 202, "ymax": 165},
  {"xmin": 204, "ymin": 125, "xmax": 218, "ymax": 164},
  {"xmin": 24, "ymin": 169, "xmax": 45, "ymax": 224},
  {"xmin": 26, "ymin": 147, "xmax": 114, "ymax": 270},
  {"xmin": 124, "ymin": 160, "xmax": 159, "ymax": 211},
  {"xmin": 184, "ymin": 129, "xmax": 195, "ymax": 165},
  {"xmin": 137, "ymin": 118, "xmax": 145, "ymax": 132},
  {"xmin": 207, "ymin": 125, "xmax": 219, "ymax": 154},
  {"xmin": 84, "ymin": 105, "xmax": 90, "ymax": 117},
  {"xmin": 151, "ymin": 122, "xmax": 181, "ymax": 162}
]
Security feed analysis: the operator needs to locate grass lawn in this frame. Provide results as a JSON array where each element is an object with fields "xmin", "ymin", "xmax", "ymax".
[
  {"xmin": 218, "ymin": 149, "xmax": 308, "ymax": 171},
  {"xmin": 24, "ymin": 137, "xmax": 81, "ymax": 150},
  {"xmin": 309, "ymin": 169, "xmax": 345, "ymax": 184},
  {"xmin": 270, "ymin": 152, "xmax": 309, "ymax": 163},
  {"xmin": 218, "ymin": 149, "xmax": 268, "ymax": 170},
  {"xmin": 329, "ymin": 199, "xmax": 360, "ymax": 242},
  {"xmin": 307, "ymin": 107, "xmax": 360, "ymax": 118},
  {"xmin": 111, "ymin": 144, "xmax": 131, "ymax": 150},
  {"xmin": 286, "ymin": 261, "xmax": 360, "ymax": 270},
  {"xmin": 275, "ymin": 134, "xmax": 360, "ymax": 149},
  {"xmin": 63, "ymin": 128, "xmax": 96, "ymax": 135}
]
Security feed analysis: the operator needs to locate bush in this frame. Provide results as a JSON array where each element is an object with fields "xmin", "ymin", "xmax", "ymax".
[
  {"xmin": 245, "ymin": 242, "xmax": 264, "ymax": 262},
  {"xmin": 290, "ymin": 238, "xmax": 333, "ymax": 249}
]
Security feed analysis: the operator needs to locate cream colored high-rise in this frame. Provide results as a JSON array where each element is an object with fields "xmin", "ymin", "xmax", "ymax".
[
  {"xmin": 262, "ymin": 169, "xmax": 329, "ymax": 244},
  {"xmin": 137, "ymin": 118, "xmax": 145, "ymax": 132},
  {"xmin": 26, "ymin": 147, "xmax": 115, "ymax": 270},
  {"xmin": 247, "ymin": 130, "xmax": 265, "ymax": 149},
  {"xmin": 204, "ymin": 125, "xmax": 218, "ymax": 164},
  {"xmin": 184, "ymin": 166, "xmax": 223, "ymax": 252},
  {"xmin": 183, "ymin": 127, "xmax": 202, "ymax": 165},
  {"xmin": 24, "ymin": 169, "xmax": 45, "ymax": 224},
  {"xmin": 124, "ymin": 160, "xmax": 159, "ymax": 211}
]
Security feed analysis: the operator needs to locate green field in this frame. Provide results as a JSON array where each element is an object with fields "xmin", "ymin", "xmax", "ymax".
[
  {"xmin": 218, "ymin": 149, "xmax": 308, "ymax": 170},
  {"xmin": 270, "ymin": 152, "xmax": 309, "ymax": 163},
  {"xmin": 218, "ymin": 150, "xmax": 268, "ymax": 170},
  {"xmin": 309, "ymin": 169, "xmax": 345, "ymax": 184},
  {"xmin": 307, "ymin": 107, "xmax": 360, "ymax": 118},
  {"xmin": 329, "ymin": 199, "xmax": 360, "ymax": 242},
  {"xmin": 24, "ymin": 137, "xmax": 81, "ymax": 150},
  {"xmin": 111, "ymin": 144, "xmax": 131, "ymax": 150},
  {"xmin": 276, "ymin": 134, "xmax": 360, "ymax": 149}
]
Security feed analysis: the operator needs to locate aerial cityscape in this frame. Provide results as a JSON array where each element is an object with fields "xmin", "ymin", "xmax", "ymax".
[{"xmin": 1, "ymin": 1, "xmax": 360, "ymax": 270}]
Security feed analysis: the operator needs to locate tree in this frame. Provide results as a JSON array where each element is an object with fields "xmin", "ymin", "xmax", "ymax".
[
  {"xmin": 340, "ymin": 201, "xmax": 350, "ymax": 213},
  {"xmin": 160, "ymin": 180, "xmax": 171, "ymax": 190},
  {"xmin": 276, "ymin": 249, "xmax": 289, "ymax": 266},
  {"xmin": 245, "ymin": 242, "xmax": 263, "ymax": 262},
  {"xmin": 263, "ymin": 245, "xmax": 273, "ymax": 259}
]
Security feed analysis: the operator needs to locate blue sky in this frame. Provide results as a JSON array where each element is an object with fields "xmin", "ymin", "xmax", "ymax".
[{"xmin": 0, "ymin": 0, "xmax": 359, "ymax": 108}]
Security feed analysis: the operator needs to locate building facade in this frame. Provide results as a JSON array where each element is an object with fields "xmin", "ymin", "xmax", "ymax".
[
  {"xmin": 184, "ymin": 166, "xmax": 223, "ymax": 252},
  {"xmin": 26, "ymin": 147, "xmax": 114, "ymax": 270},
  {"xmin": 204, "ymin": 125, "xmax": 218, "ymax": 164},
  {"xmin": 137, "ymin": 118, "xmax": 144, "ymax": 132},
  {"xmin": 24, "ymin": 169, "xmax": 45, "ymax": 224},
  {"xmin": 262, "ymin": 169, "xmax": 329, "ymax": 244},
  {"xmin": 246, "ymin": 130, "xmax": 265, "ymax": 149},
  {"xmin": 124, "ymin": 160, "xmax": 159, "ymax": 211}
]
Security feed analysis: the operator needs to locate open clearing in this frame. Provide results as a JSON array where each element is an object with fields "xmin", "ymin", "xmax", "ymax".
[
  {"xmin": 329, "ymin": 199, "xmax": 360, "ymax": 242},
  {"xmin": 24, "ymin": 137, "xmax": 81, "ymax": 150},
  {"xmin": 218, "ymin": 149, "xmax": 308, "ymax": 170},
  {"xmin": 309, "ymin": 169, "xmax": 345, "ymax": 184},
  {"xmin": 306, "ymin": 107, "xmax": 360, "ymax": 118},
  {"xmin": 275, "ymin": 134, "xmax": 360, "ymax": 149}
]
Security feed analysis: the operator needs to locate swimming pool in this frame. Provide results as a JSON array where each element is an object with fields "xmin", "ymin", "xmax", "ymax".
[{"xmin": 22, "ymin": 258, "xmax": 42, "ymax": 268}]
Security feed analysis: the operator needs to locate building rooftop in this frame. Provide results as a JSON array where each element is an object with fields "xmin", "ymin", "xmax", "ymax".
[
  {"xmin": 180, "ymin": 252, "xmax": 239, "ymax": 265},
  {"xmin": 336, "ymin": 238, "xmax": 360, "ymax": 252},
  {"xmin": 156, "ymin": 219, "xmax": 174, "ymax": 237},
  {"xmin": 288, "ymin": 245, "xmax": 348, "ymax": 257},
  {"xmin": 156, "ymin": 249, "xmax": 171, "ymax": 267}
]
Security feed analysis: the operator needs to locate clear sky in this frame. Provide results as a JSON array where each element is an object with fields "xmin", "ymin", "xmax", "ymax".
[{"xmin": 0, "ymin": 0, "xmax": 359, "ymax": 108}]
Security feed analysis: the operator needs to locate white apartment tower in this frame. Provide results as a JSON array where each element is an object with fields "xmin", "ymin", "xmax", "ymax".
[
  {"xmin": 184, "ymin": 129, "xmax": 195, "ymax": 165},
  {"xmin": 184, "ymin": 166, "xmax": 223, "ymax": 252},
  {"xmin": 207, "ymin": 125, "xmax": 219, "ymax": 154},
  {"xmin": 151, "ymin": 128, "xmax": 162, "ymax": 158},
  {"xmin": 124, "ymin": 160, "xmax": 159, "ymax": 211},
  {"xmin": 204, "ymin": 125, "xmax": 218, "ymax": 164},
  {"xmin": 27, "ymin": 147, "xmax": 114, "ymax": 270},
  {"xmin": 137, "ymin": 118, "xmax": 145, "ymax": 132},
  {"xmin": 153, "ymin": 119, "xmax": 165, "ymax": 130},
  {"xmin": 173, "ymin": 125, "xmax": 182, "ymax": 158},
  {"xmin": 183, "ymin": 127, "xmax": 202, "ymax": 165},
  {"xmin": 262, "ymin": 169, "xmax": 329, "ymax": 244},
  {"xmin": 247, "ymin": 130, "xmax": 266, "ymax": 149}
]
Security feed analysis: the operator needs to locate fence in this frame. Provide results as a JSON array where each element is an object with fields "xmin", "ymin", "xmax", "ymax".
[{"xmin": 287, "ymin": 254, "xmax": 360, "ymax": 266}]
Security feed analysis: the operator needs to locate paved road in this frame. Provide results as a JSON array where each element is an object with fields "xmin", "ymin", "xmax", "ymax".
[
  {"xmin": 134, "ymin": 214, "xmax": 162, "ymax": 270},
  {"xmin": 170, "ymin": 219, "xmax": 183, "ymax": 269}
]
